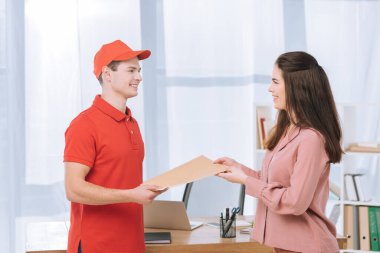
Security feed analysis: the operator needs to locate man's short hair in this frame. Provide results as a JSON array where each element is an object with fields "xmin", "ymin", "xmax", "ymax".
[{"xmin": 98, "ymin": 61, "xmax": 122, "ymax": 85}]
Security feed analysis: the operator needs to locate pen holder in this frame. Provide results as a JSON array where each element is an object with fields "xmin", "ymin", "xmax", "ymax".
[{"xmin": 220, "ymin": 216, "xmax": 236, "ymax": 238}]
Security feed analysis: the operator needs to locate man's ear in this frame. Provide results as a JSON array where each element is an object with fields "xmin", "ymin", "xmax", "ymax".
[{"xmin": 102, "ymin": 66, "xmax": 111, "ymax": 83}]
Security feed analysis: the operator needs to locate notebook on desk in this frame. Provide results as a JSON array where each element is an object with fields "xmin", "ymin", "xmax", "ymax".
[
  {"xmin": 144, "ymin": 200, "xmax": 203, "ymax": 231},
  {"xmin": 144, "ymin": 232, "xmax": 171, "ymax": 244}
]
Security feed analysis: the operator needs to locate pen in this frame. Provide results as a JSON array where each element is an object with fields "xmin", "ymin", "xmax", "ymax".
[
  {"xmin": 226, "ymin": 208, "xmax": 229, "ymax": 221},
  {"xmin": 223, "ymin": 208, "xmax": 239, "ymax": 237},
  {"xmin": 220, "ymin": 212, "xmax": 225, "ymax": 235},
  {"xmin": 223, "ymin": 216, "xmax": 233, "ymax": 237}
]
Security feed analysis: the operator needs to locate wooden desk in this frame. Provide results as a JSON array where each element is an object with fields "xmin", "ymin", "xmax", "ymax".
[
  {"xmin": 145, "ymin": 216, "xmax": 271, "ymax": 253},
  {"xmin": 25, "ymin": 216, "xmax": 346, "ymax": 253}
]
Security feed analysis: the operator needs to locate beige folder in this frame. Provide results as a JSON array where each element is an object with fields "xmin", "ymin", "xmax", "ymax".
[
  {"xmin": 143, "ymin": 155, "xmax": 227, "ymax": 188},
  {"xmin": 344, "ymin": 205, "xmax": 354, "ymax": 249},
  {"xmin": 358, "ymin": 206, "xmax": 370, "ymax": 250},
  {"xmin": 344, "ymin": 205, "xmax": 360, "ymax": 250}
]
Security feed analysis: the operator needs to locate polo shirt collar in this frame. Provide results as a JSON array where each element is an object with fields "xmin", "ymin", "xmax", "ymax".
[{"xmin": 93, "ymin": 95, "xmax": 132, "ymax": 121}]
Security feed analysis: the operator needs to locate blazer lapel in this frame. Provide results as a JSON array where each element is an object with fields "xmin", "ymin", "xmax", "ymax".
[{"xmin": 276, "ymin": 127, "xmax": 301, "ymax": 152}]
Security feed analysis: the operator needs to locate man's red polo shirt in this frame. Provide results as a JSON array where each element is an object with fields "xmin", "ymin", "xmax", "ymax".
[{"xmin": 64, "ymin": 95, "xmax": 145, "ymax": 253}]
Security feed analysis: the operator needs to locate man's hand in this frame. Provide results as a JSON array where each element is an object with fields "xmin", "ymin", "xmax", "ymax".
[
  {"xmin": 127, "ymin": 185, "xmax": 167, "ymax": 204},
  {"xmin": 65, "ymin": 162, "xmax": 168, "ymax": 205}
]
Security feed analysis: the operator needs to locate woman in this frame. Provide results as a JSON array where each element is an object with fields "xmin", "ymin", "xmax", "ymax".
[{"xmin": 215, "ymin": 51, "xmax": 343, "ymax": 253}]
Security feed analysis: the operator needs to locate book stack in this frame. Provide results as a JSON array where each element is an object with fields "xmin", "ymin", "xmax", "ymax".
[
  {"xmin": 344, "ymin": 205, "xmax": 380, "ymax": 251},
  {"xmin": 344, "ymin": 173, "xmax": 371, "ymax": 202},
  {"xmin": 346, "ymin": 143, "xmax": 380, "ymax": 153}
]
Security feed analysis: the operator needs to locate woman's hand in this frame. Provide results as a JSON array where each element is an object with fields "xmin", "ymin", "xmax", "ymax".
[
  {"xmin": 214, "ymin": 157, "xmax": 240, "ymax": 167},
  {"xmin": 214, "ymin": 157, "xmax": 248, "ymax": 184}
]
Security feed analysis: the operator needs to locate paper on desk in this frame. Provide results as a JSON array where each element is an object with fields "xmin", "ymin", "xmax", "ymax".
[
  {"xmin": 26, "ymin": 222, "xmax": 68, "ymax": 251},
  {"xmin": 143, "ymin": 155, "xmax": 227, "ymax": 188}
]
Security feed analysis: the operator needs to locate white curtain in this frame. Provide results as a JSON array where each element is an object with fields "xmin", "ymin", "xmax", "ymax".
[
  {"xmin": 3, "ymin": 0, "xmax": 146, "ymax": 252},
  {"xmin": 305, "ymin": 0, "xmax": 380, "ymax": 103},
  {"xmin": 1, "ymin": 0, "xmax": 24, "ymax": 252},
  {"xmin": 1, "ymin": 0, "xmax": 380, "ymax": 252},
  {"xmin": 156, "ymin": 0, "xmax": 285, "ymax": 205},
  {"xmin": 25, "ymin": 0, "xmax": 145, "ymax": 184},
  {"xmin": 163, "ymin": 0, "xmax": 285, "ymax": 79},
  {"xmin": 304, "ymin": 0, "xmax": 380, "ymax": 201},
  {"xmin": 157, "ymin": 0, "xmax": 380, "ymax": 205}
]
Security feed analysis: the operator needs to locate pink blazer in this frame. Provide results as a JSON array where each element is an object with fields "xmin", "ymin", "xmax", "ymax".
[{"xmin": 243, "ymin": 127, "xmax": 339, "ymax": 253}]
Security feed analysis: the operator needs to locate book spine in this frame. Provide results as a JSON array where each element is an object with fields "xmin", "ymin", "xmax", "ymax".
[
  {"xmin": 369, "ymin": 206, "xmax": 380, "ymax": 251},
  {"xmin": 358, "ymin": 206, "xmax": 370, "ymax": 250},
  {"xmin": 352, "ymin": 206, "xmax": 359, "ymax": 249},
  {"xmin": 344, "ymin": 175, "xmax": 358, "ymax": 201},
  {"xmin": 344, "ymin": 205, "xmax": 354, "ymax": 249},
  {"xmin": 257, "ymin": 114, "xmax": 263, "ymax": 149},
  {"xmin": 353, "ymin": 175, "xmax": 371, "ymax": 202},
  {"xmin": 376, "ymin": 207, "xmax": 380, "ymax": 251}
]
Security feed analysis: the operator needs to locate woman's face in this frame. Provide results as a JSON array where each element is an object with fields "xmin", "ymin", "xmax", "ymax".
[{"xmin": 268, "ymin": 64, "xmax": 286, "ymax": 110}]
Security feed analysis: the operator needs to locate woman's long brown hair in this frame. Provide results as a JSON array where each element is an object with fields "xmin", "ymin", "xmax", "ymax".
[{"xmin": 266, "ymin": 52, "xmax": 343, "ymax": 163}]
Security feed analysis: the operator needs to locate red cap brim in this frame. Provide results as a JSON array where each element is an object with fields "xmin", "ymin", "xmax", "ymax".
[{"xmin": 113, "ymin": 50, "xmax": 151, "ymax": 62}]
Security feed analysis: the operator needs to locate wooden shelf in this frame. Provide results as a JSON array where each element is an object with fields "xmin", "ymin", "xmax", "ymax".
[
  {"xmin": 342, "ymin": 200, "xmax": 380, "ymax": 207},
  {"xmin": 344, "ymin": 151, "xmax": 380, "ymax": 157},
  {"xmin": 337, "ymin": 103, "xmax": 380, "ymax": 107},
  {"xmin": 341, "ymin": 250, "xmax": 377, "ymax": 253}
]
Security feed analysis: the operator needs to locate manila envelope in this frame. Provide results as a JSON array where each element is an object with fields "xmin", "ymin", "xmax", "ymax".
[{"xmin": 143, "ymin": 155, "xmax": 227, "ymax": 188}]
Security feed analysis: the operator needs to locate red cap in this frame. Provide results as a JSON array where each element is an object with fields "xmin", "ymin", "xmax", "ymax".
[{"xmin": 93, "ymin": 40, "xmax": 151, "ymax": 78}]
